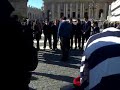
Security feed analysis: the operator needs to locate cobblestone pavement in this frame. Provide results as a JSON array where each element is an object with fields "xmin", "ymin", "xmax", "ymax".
[{"xmin": 30, "ymin": 35, "xmax": 83, "ymax": 90}]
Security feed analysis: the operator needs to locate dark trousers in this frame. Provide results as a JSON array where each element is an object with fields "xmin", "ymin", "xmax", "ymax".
[
  {"xmin": 70, "ymin": 34, "xmax": 74, "ymax": 48},
  {"xmin": 60, "ymin": 37, "xmax": 70, "ymax": 61},
  {"xmin": 82, "ymin": 33, "xmax": 90, "ymax": 49},
  {"xmin": 53, "ymin": 35, "xmax": 58, "ymax": 49},
  {"xmin": 44, "ymin": 34, "xmax": 52, "ymax": 48},
  {"xmin": 75, "ymin": 34, "xmax": 81, "ymax": 48},
  {"xmin": 82, "ymin": 34, "xmax": 87, "ymax": 49},
  {"xmin": 36, "ymin": 39, "xmax": 40, "ymax": 50},
  {"xmin": 36, "ymin": 34, "xmax": 41, "ymax": 50}
]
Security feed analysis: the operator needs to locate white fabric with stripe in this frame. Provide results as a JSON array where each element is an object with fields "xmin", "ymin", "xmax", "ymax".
[
  {"xmin": 80, "ymin": 56, "xmax": 86, "ymax": 83},
  {"xmin": 85, "ymin": 27, "xmax": 120, "ymax": 49},
  {"xmin": 89, "ymin": 56, "xmax": 120, "ymax": 89},
  {"xmin": 84, "ymin": 36, "xmax": 120, "ymax": 59},
  {"xmin": 80, "ymin": 27, "xmax": 120, "ymax": 89}
]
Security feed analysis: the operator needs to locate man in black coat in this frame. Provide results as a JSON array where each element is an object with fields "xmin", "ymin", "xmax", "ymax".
[
  {"xmin": 52, "ymin": 21, "xmax": 58, "ymax": 50},
  {"xmin": 43, "ymin": 22, "xmax": 52, "ymax": 49},
  {"xmin": 81, "ymin": 16, "xmax": 91, "ymax": 49},
  {"xmin": 34, "ymin": 21, "xmax": 42, "ymax": 51},
  {"xmin": 75, "ymin": 19, "xmax": 82, "ymax": 49}
]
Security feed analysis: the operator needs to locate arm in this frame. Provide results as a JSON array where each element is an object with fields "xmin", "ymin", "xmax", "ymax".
[{"xmin": 57, "ymin": 22, "xmax": 62, "ymax": 38}]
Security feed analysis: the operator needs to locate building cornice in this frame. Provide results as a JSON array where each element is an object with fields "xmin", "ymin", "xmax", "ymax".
[{"xmin": 43, "ymin": 0, "xmax": 115, "ymax": 3}]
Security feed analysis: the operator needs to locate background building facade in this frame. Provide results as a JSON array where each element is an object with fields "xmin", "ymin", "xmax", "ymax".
[
  {"xmin": 43, "ymin": 0, "xmax": 115, "ymax": 21},
  {"xmin": 27, "ymin": 6, "xmax": 44, "ymax": 21}
]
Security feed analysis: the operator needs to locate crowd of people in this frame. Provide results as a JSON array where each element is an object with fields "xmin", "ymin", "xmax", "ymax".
[
  {"xmin": 27, "ymin": 16, "xmax": 101, "ymax": 61},
  {"xmin": 39, "ymin": 17, "xmax": 120, "ymax": 62},
  {"xmin": 18, "ymin": 15, "xmax": 120, "ymax": 63},
  {"xmin": 103, "ymin": 20, "xmax": 120, "ymax": 29},
  {"xmin": 32, "ymin": 17, "xmax": 100, "ymax": 51}
]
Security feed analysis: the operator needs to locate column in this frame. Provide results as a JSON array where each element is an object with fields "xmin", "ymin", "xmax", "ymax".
[
  {"xmin": 76, "ymin": 3, "xmax": 78, "ymax": 18},
  {"xmin": 80, "ymin": 3, "xmax": 82, "ymax": 19},
  {"xmin": 88, "ymin": 3, "xmax": 91, "ymax": 19},
  {"xmin": 58, "ymin": 3, "xmax": 60, "ymax": 19},
  {"xmin": 104, "ymin": 3, "xmax": 107, "ymax": 19},
  {"xmin": 108, "ymin": 4, "xmax": 111, "ymax": 16},
  {"xmin": 70, "ymin": 3, "xmax": 72, "ymax": 18},
  {"xmin": 82, "ymin": 3, "xmax": 84, "ymax": 18},
  {"xmin": 66, "ymin": 3, "xmax": 68, "ymax": 18},
  {"xmin": 52, "ymin": 3, "xmax": 54, "ymax": 20},
  {"xmin": 95, "ymin": 3, "xmax": 98, "ymax": 20},
  {"xmin": 106, "ymin": 3, "xmax": 109, "ymax": 19},
  {"xmin": 64, "ymin": 4, "xmax": 66, "ymax": 17}
]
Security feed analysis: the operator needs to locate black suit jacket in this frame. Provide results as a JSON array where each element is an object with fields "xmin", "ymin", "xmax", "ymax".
[{"xmin": 82, "ymin": 21, "xmax": 91, "ymax": 35}]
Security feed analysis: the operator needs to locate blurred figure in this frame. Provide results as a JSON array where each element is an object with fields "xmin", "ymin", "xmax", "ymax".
[
  {"xmin": 92, "ymin": 21, "xmax": 100, "ymax": 35},
  {"xmin": 116, "ymin": 23, "xmax": 120, "ymax": 29},
  {"xmin": 52, "ymin": 20, "xmax": 59, "ymax": 50},
  {"xmin": 103, "ymin": 21, "xmax": 108, "ymax": 29},
  {"xmin": 34, "ymin": 21, "xmax": 42, "ymax": 50},
  {"xmin": 58, "ymin": 17, "xmax": 72, "ymax": 61},
  {"xmin": 75, "ymin": 19, "xmax": 82, "ymax": 49},
  {"xmin": 70, "ymin": 18, "xmax": 75, "ymax": 49},
  {"xmin": 43, "ymin": 21, "xmax": 52, "ymax": 49},
  {"xmin": 81, "ymin": 16, "xmax": 91, "ymax": 49}
]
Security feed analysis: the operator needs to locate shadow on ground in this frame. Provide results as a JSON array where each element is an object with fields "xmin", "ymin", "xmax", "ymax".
[
  {"xmin": 29, "ymin": 87, "xmax": 36, "ymax": 90},
  {"xmin": 32, "ymin": 72, "xmax": 74, "ymax": 83},
  {"xmin": 38, "ymin": 49, "xmax": 83, "ymax": 69},
  {"xmin": 31, "ymin": 76, "xmax": 39, "ymax": 81}
]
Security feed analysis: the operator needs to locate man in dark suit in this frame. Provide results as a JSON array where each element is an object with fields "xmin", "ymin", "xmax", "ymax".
[
  {"xmin": 58, "ymin": 17, "xmax": 72, "ymax": 61},
  {"xmin": 43, "ymin": 21, "xmax": 52, "ymax": 49},
  {"xmin": 34, "ymin": 21, "xmax": 42, "ymax": 51},
  {"xmin": 75, "ymin": 19, "xmax": 82, "ymax": 49},
  {"xmin": 81, "ymin": 16, "xmax": 91, "ymax": 49}
]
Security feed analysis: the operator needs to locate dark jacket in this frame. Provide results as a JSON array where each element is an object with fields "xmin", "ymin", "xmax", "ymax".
[
  {"xmin": 82, "ymin": 21, "xmax": 91, "ymax": 35},
  {"xmin": 58, "ymin": 21, "xmax": 72, "ymax": 38},
  {"xmin": 92, "ymin": 26, "xmax": 100, "ymax": 34},
  {"xmin": 76, "ymin": 22, "xmax": 82, "ymax": 35},
  {"xmin": 43, "ymin": 24, "xmax": 52, "ymax": 35}
]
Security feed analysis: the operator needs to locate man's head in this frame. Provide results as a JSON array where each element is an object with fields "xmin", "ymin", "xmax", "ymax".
[
  {"xmin": 93, "ymin": 21, "xmax": 98, "ymax": 27},
  {"xmin": 63, "ymin": 17, "xmax": 67, "ymax": 20},
  {"xmin": 84, "ymin": 16, "xmax": 88, "ymax": 21}
]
